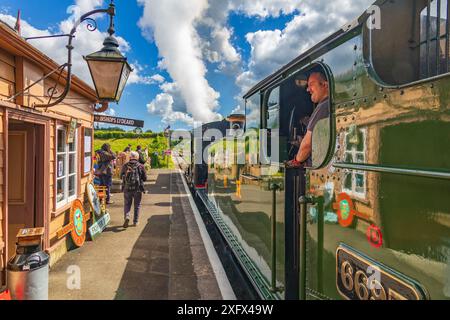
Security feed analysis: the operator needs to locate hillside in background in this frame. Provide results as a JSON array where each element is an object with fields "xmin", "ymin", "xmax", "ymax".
[{"xmin": 94, "ymin": 130, "xmax": 173, "ymax": 169}]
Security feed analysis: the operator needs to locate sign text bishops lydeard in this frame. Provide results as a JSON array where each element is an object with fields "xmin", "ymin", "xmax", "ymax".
[{"xmin": 94, "ymin": 115, "xmax": 144, "ymax": 128}]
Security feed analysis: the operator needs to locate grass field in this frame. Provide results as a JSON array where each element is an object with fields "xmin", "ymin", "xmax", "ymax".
[{"xmin": 94, "ymin": 135, "xmax": 174, "ymax": 169}]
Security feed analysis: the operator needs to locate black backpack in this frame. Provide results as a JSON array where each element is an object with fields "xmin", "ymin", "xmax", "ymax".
[
  {"xmin": 138, "ymin": 150, "xmax": 148, "ymax": 164},
  {"xmin": 124, "ymin": 162, "xmax": 141, "ymax": 192}
]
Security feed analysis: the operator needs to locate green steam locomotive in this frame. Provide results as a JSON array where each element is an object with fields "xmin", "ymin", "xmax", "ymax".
[{"xmin": 193, "ymin": 0, "xmax": 450, "ymax": 300}]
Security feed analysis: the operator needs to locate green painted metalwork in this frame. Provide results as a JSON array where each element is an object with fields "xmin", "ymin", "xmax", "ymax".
[
  {"xmin": 333, "ymin": 162, "xmax": 450, "ymax": 180},
  {"xmin": 202, "ymin": 0, "xmax": 450, "ymax": 300},
  {"xmin": 197, "ymin": 190, "xmax": 281, "ymax": 300}
]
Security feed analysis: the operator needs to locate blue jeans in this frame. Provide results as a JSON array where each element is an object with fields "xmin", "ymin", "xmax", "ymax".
[
  {"xmin": 124, "ymin": 191, "xmax": 143, "ymax": 223},
  {"xmin": 99, "ymin": 175, "xmax": 112, "ymax": 202}
]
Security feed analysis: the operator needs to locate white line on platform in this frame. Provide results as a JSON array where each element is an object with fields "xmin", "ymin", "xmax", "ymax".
[{"xmin": 175, "ymin": 157, "xmax": 236, "ymax": 300}]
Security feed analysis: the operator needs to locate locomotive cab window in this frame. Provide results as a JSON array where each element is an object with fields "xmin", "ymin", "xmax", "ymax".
[
  {"xmin": 245, "ymin": 93, "xmax": 261, "ymax": 165},
  {"xmin": 366, "ymin": 0, "xmax": 450, "ymax": 85},
  {"xmin": 262, "ymin": 87, "xmax": 280, "ymax": 162},
  {"xmin": 279, "ymin": 64, "xmax": 332, "ymax": 168}
]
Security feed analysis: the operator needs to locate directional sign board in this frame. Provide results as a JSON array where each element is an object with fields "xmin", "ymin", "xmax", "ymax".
[
  {"xmin": 89, "ymin": 212, "xmax": 111, "ymax": 240},
  {"xmin": 94, "ymin": 115, "xmax": 144, "ymax": 128}
]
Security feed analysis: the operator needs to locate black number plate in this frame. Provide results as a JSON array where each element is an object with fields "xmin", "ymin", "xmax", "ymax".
[{"xmin": 336, "ymin": 244, "xmax": 427, "ymax": 300}]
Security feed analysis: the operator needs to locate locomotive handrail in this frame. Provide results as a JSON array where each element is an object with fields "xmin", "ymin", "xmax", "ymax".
[
  {"xmin": 269, "ymin": 182, "xmax": 283, "ymax": 293},
  {"xmin": 333, "ymin": 162, "xmax": 450, "ymax": 180},
  {"xmin": 240, "ymin": 174, "xmax": 262, "ymax": 181},
  {"xmin": 298, "ymin": 196, "xmax": 317, "ymax": 300}
]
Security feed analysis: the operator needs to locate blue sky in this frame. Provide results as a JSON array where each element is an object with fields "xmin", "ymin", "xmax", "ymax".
[{"xmin": 0, "ymin": 0, "xmax": 373, "ymax": 132}]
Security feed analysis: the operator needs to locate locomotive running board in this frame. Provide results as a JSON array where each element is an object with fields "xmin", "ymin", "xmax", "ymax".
[{"xmin": 196, "ymin": 189, "xmax": 281, "ymax": 300}]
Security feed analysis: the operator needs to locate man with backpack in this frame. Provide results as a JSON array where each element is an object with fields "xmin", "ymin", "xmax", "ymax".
[
  {"xmin": 136, "ymin": 145, "xmax": 148, "ymax": 165},
  {"xmin": 95, "ymin": 143, "xmax": 116, "ymax": 204},
  {"xmin": 120, "ymin": 151, "xmax": 147, "ymax": 228}
]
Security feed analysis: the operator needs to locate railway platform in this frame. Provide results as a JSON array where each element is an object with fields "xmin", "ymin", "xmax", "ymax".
[{"xmin": 48, "ymin": 169, "xmax": 235, "ymax": 300}]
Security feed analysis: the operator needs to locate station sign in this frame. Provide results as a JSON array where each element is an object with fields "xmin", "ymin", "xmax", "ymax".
[
  {"xmin": 94, "ymin": 115, "xmax": 144, "ymax": 128},
  {"xmin": 89, "ymin": 212, "xmax": 111, "ymax": 240}
]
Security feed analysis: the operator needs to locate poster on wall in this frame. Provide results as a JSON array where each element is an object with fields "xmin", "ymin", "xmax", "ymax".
[
  {"xmin": 84, "ymin": 134, "xmax": 91, "ymax": 153},
  {"xmin": 84, "ymin": 156, "xmax": 91, "ymax": 175},
  {"xmin": 58, "ymin": 161, "xmax": 64, "ymax": 177},
  {"xmin": 66, "ymin": 118, "xmax": 77, "ymax": 144},
  {"xmin": 83, "ymin": 127, "xmax": 93, "ymax": 175}
]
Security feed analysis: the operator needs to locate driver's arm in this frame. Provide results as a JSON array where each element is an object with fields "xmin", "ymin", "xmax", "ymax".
[{"xmin": 295, "ymin": 130, "xmax": 312, "ymax": 163}]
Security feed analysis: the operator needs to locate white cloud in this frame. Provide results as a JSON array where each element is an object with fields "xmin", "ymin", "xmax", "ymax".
[
  {"xmin": 200, "ymin": 16, "xmax": 240, "ymax": 67},
  {"xmin": 100, "ymin": 107, "xmax": 116, "ymax": 116},
  {"xmin": 229, "ymin": 0, "xmax": 302, "ymax": 18},
  {"xmin": 128, "ymin": 62, "xmax": 165, "ymax": 85},
  {"xmin": 150, "ymin": 74, "xmax": 165, "ymax": 83},
  {"xmin": 137, "ymin": 0, "xmax": 374, "ymax": 126},
  {"xmin": 230, "ymin": 0, "xmax": 373, "ymax": 108},
  {"xmin": 146, "ymin": 87, "xmax": 195, "ymax": 126},
  {"xmin": 67, "ymin": 0, "xmax": 104, "ymax": 18},
  {"xmin": 137, "ymin": 0, "xmax": 222, "ymax": 123}
]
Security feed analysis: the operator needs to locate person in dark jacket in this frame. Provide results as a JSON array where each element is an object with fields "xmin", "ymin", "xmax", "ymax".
[
  {"xmin": 95, "ymin": 143, "xmax": 116, "ymax": 204},
  {"xmin": 120, "ymin": 151, "xmax": 147, "ymax": 228},
  {"xmin": 136, "ymin": 145, "xmax": 147, "ymax": 165}
]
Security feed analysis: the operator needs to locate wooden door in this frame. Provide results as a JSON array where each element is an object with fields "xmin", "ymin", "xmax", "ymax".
[{"xmin": 7, "ymin": 123, "xmax": 36, "ymax": 258}]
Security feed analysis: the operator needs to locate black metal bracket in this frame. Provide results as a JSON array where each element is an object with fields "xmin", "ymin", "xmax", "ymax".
[
  {"xmin": 299, "ymin": 195, "xmax": 316, "ymax": 205},
  {"xmin": 269, "ymin": 182, "xmax": 283, "ymax": 191},
  {"xmin": 5, "ymin": 0, "xmax": 116, "ymax": 109}
]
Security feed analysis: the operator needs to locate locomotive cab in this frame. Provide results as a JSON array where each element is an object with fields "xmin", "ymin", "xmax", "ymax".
[{"xmin": 263, "ymin": 63, "xmax": 333, "ymax": 298}]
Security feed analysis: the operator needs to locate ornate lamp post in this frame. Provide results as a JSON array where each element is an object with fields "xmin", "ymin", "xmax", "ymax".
[{"xmin": 7, "ymin": 0, "xmax": 132, "ymax": 111}]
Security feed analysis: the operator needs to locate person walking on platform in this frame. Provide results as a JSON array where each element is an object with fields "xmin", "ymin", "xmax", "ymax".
[
  {"xmin": 136, "ymin": 145, "xmax": 148, "ymax": 165},
  {"xmin": 116, "ymin": 146, "xmax": 131, "ymax": 176},
  {"xmin": 95, "ymin": 143, "xmax": 116, "ymax": 204},
  {"xmin": 121, "ymin": 151, "xmax": 147, "ymax": 228}
]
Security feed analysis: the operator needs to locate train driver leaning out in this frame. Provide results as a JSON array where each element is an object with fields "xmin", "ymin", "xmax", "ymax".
[{"xmin": 286, "ymin": 71, "xmax": 330, "ymax": 168}]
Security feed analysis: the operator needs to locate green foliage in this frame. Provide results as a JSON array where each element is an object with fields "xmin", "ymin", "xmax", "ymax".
[
  {"xmin": 94, "ymin": 134, "xmax": 172, "ymax": 169},
  {"xmin": 95, "ymin": 126, "xmax": 126, "ymax": 132},
  {"xmin": 94, "ymin": 131, "xmax": 162, "ymax": 140}
]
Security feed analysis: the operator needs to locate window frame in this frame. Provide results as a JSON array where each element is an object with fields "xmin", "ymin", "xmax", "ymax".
[
  {"xmin": 261, "ymin": 86, "xmax": 281, "ymax": 164},
  {"xmin": 342, "ymin": 127, "xmax": 367, "ymax": 199},
  {"xmin": 56, "ymin": 124, "xmax": 78, "ymax": 209},
  {"xmin": 82, "ymin": 127, "xmax": 93, "ymax": 177},
  {"xmin": 244, "ymin": 92, "xmax": 262, "ymax": 165},
  {"xmin": 364, "ymin": 0, "xmax": 450, "ymax": 88}
]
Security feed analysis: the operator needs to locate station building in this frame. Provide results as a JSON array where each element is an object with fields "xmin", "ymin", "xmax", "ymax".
[{"xmin": 0, "ymin": 21, "xmax": 98, "ymax": 288}]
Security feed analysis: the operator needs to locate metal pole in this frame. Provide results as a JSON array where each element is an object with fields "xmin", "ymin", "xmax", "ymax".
[
  {"xmin": 436, "ymin": 0, "xmax": 442, "ymax": 75},
  {"xmin": 426, "ymin": 0, "xmax": 432, "ymax": 77},
  {"xmin": 446, "ymin": 0, "xmax": 450, "ymax": 72},
  {"xmin": 298, "ymin": 196, "xmax": 307, "ymax": 300},
  {"xmin": 317, "ymin": 197, "xmax": 324, "ymax": 293},
  {"xmin": 271, "ymin": 183, "xmax": 277, "ymax": 291}
]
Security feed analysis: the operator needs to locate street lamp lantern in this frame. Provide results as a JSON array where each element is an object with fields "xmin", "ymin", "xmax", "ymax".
[
  {"xmin": 84, "ymin": 35, "xmax": 132, "ymax": 103},
  {"xmin": 8, "ymin": 0, "xmax": 132, "ymax": 111}
]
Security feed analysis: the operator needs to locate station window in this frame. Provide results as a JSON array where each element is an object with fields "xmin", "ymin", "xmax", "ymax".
[
  {"xmin": 343, "ymin": 127, "xmax": 366, "ymax": 199},
  {"xmin": 56, "ymin": 125, "xmax": 78, "ymax": 208},
  {"xmin": 366, "ymin": 0, "xmax": 450, "ymax": 85}
]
